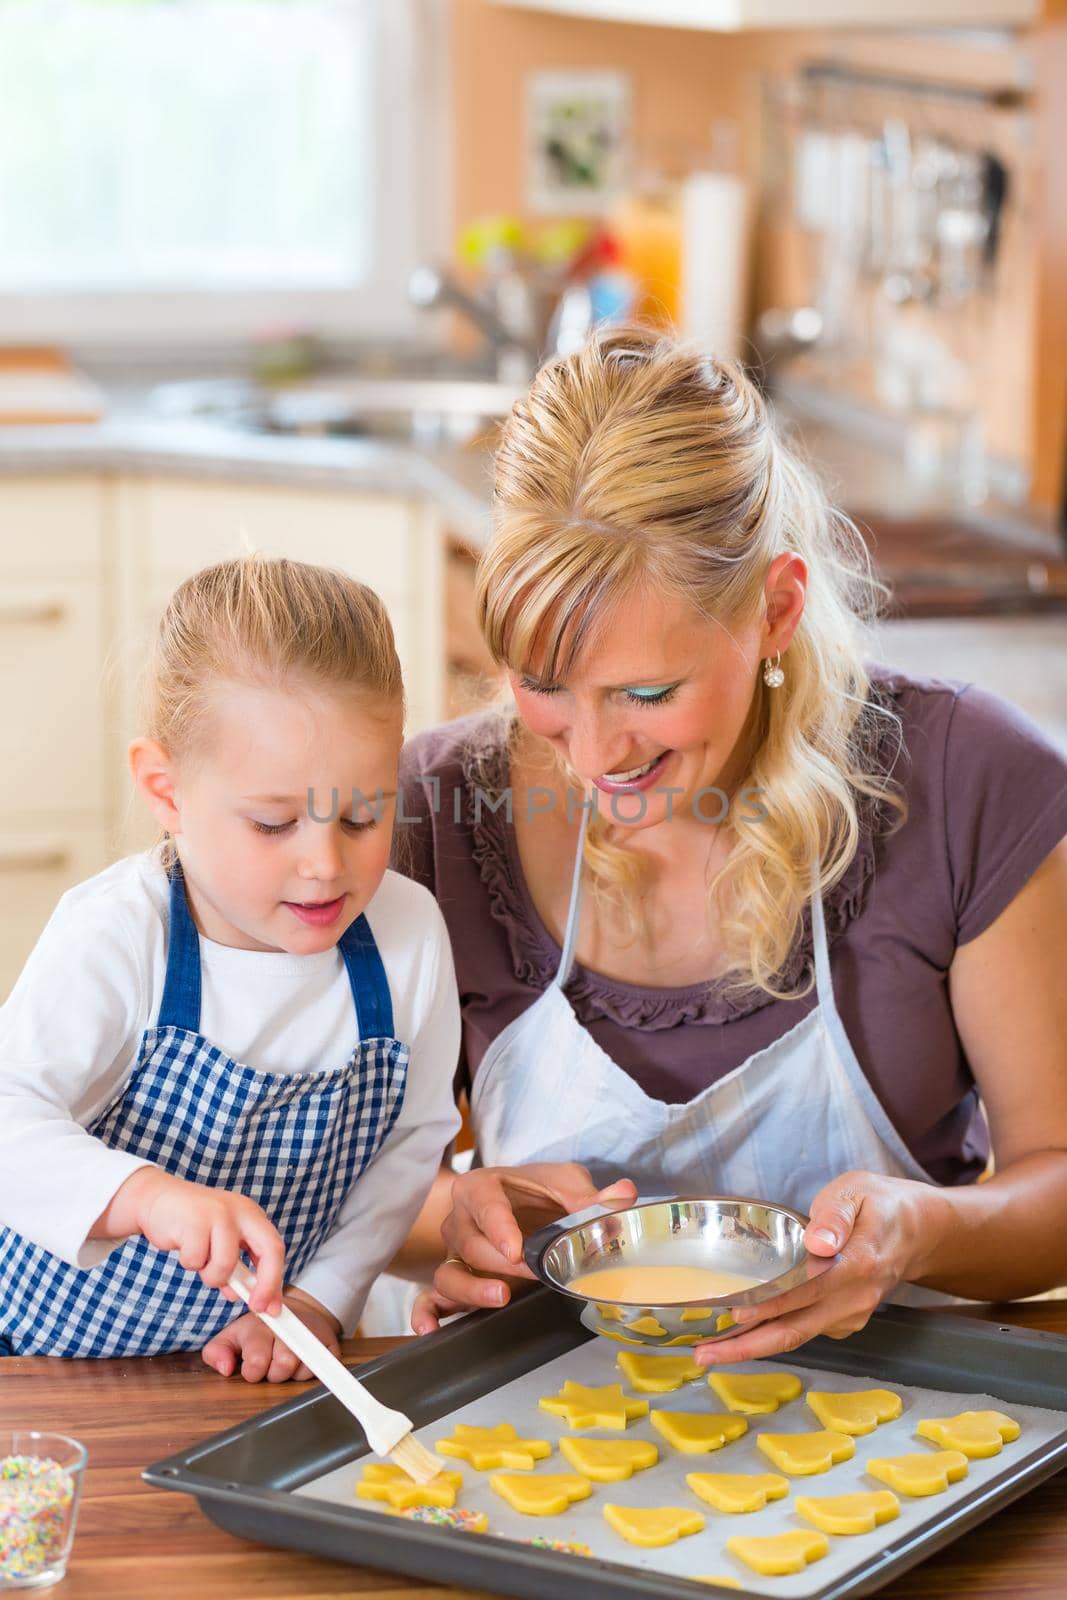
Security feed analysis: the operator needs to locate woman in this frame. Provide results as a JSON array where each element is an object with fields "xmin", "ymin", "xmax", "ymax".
[{"xmin": 392, "ymin": 328, "xmax": 1067, "ymax": 1364}]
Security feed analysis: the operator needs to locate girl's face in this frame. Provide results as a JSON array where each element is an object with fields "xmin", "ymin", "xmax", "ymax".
[
  {"xmin": 148, "ymin": 683, "xmax": 402, "ymax": 954},
  {"xmin": 511, "ymin": 586, "xmax": 777, "ymax": 836}
]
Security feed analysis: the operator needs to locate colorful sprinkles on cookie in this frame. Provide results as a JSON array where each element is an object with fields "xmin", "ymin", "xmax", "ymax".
[
  {"xmin": 400, "ymin": 1505, "xmax": 489, "ymax": 1533},
  {"xmin": 0, "ymin": 1455, "xmax": 76, "ymax": 1583},
  {"xmin": 521, "ymin": 1535, "xmax": 593, "ymax": 1556}
]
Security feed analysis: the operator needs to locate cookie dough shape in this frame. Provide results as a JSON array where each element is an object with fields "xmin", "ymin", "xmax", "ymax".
[
  {"xmin": 681, "ymin": 1308, "xmax": 712, "ymax": 1324},
  {"xmin": 757, "ymin": 1430, "xmax": 855, "ymax": 1475},
  {"xmin": 617, "ymin": 1351, "xmax": 705, "ymax": 1393},
  {"xmin": 708, "ymin": 1372, "xmax": 802, "ymax": 1414},
  {"xmin": 559, "ymin": 1435, "xmax": 659, "ymax": 1482},
  {"xmin": 651, "ymin": 1411, "xmax": 749, "ymax": 1454},
  {"xmin": 357, "ymin": 1463, "xmax": 463, "ymax": 1510},
  {"xmin": 665, "ymin": 1335, "xmax": 701, "ymax": 1346},
  {"xmin": 686, "ymin": 1471, "xmax": 790, "ymax": 1513},
  {"xmin": 867, "ymin": 1450, "xmax": 969, "ymax": 1497},
  {"xmin": 806, "ymin": 1388, "xmax": 903, "ymax": 1435},
  {"xmin": 597, "ymin": 1303, "xmax": 625, "ymax": 1321},
  {"xmin": 602, "ymin": 1503, "xmax": 705, "ymax": 1548},
  {"xmin": 435, "ymin": 1423, "xmax": 552, "ymax": 1471},
  {"xmin": 489, "ymin": 1473, "xmax": 591, "ymax": 1516},
  {"xmin": 795, "ymin": 1489, "xmax": 901, "ymax": 1534},
  {"xmin": 727, "ymin": 1529, "xmax": 830, "ymax": 1576},
  {"xmin": 539, "ymin": 1381, "xmax": 649, "ymax": 1429},
  {"xmin": 626, "ymin": 1315, "xmax": 668, "ymax": 1337},
  {"xmin": 916, "ymin": 1410, "xmax": 1021, "ymax": 1458}
]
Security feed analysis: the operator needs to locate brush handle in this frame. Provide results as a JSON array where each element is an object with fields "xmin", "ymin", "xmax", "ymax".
[{"xmin": 227, "ymin": 1265, "xmax": 410, "ymax": 1455}]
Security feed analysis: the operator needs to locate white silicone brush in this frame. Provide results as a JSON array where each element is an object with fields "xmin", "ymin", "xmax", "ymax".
[{"xmin": 227, "ymin": 1264, "xmax": 441, "ymax": 1484}]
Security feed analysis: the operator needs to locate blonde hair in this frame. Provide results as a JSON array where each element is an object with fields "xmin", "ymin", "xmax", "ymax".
[
  {"xmin": 476, "ymin": 327, "xmax": 903, "ymax": 998},
  {"xmin": 143, "ymin": 555, "xmax": 403, "ymax": 858}
]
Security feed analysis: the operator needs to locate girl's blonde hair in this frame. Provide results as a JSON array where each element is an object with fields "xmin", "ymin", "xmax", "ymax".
[
  {"xmin": 143, "ymin": 559, "xmax": 402, "ymax": 876},
  {"xmin": 476, "ymin": 326, "xmax": 902, "ymax": 998}
]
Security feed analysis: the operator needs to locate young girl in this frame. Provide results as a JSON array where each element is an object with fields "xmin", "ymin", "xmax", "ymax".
[{"xmin": 0, "ymin": 556, "xmax": 460, "ymax": 1380}]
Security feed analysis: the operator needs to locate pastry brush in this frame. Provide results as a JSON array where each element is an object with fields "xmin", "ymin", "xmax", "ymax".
[{"xmin": 226, "ymin": 1264, "xmax": 441, "ymax": 1484}]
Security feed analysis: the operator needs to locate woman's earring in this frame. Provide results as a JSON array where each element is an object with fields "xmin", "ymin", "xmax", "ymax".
[{"xmin": 763, "ymin": 651, "xmax": 785, "ymax": 688}]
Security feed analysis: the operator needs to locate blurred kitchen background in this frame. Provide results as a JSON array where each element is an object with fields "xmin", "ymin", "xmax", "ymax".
[{"xmin": 1, "ymin": 0, "xmax": 1065, "ymax": 996}]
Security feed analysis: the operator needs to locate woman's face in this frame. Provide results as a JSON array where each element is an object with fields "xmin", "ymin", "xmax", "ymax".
[{"xmin": 511, "ymin": 580, "xmax": 793, "ymax": 835}]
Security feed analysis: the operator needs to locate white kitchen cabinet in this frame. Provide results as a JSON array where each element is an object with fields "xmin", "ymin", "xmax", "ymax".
[
  {"xmin": 0, "ymin": 476, "xmax": 113, "ymax": 995},
  {"xmin": 0, "ymin": 827, "xmax": 110, "ymax": 999},
  {"xmin": 493, "ymin": 0, "xmax": 1037, "ymax": 27}
]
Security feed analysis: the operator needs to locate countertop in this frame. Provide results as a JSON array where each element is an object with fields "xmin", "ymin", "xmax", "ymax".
[
  {"xmin": 1, "ymin": 387, "xmax": 1065, "ymax": 617},
  {"xmin": 2, "ymin": 1301, "xmax": 1066, "ymax": 1599}
]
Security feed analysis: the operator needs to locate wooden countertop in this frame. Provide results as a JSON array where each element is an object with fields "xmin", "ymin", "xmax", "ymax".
[{"xmin": 2, "ymin": 1301, "xmax": 1065, "ymax": 1599}]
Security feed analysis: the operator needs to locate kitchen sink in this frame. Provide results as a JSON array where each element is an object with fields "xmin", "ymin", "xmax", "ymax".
[{"xmin": 150, "ymin": 372, "xmax": 523, "ymax": 445}]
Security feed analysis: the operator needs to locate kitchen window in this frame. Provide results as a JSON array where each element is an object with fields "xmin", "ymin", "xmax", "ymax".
[{"xmin": 0, "ymin": 0, "xmax": 447, "ymax": 345}]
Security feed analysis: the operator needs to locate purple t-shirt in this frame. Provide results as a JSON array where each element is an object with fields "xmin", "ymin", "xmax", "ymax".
[{"xmin": 392, "ymin": 670, "xmax": 1067, "ymax": 1186}]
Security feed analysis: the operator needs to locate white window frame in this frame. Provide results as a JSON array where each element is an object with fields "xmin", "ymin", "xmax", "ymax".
[{"xmin": 0, "ymin": 0, "xmax": 450, "ymax": 349}]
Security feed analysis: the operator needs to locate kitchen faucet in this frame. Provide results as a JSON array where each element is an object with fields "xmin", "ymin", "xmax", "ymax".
[{"xmin": 408, "ymin": 265, "xmax": 538, "ymax": 384}]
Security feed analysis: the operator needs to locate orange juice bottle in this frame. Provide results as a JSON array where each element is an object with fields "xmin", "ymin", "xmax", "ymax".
[{"xmin": 610, "ymin": 178, "xmax": 683, "ymax": 328}]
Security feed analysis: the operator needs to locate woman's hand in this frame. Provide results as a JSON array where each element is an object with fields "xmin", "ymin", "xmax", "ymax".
[
  {"xmin": 202, "ymin": 1287, "xmax": 342, "ymax": 1382},
  {"xmin": 694, "ymin": 1170, "xmax": 943, "ymax": 1366},
  {"xmin": 411, "ymin": 1163, "xmax": 637, "ymax": 1335}
]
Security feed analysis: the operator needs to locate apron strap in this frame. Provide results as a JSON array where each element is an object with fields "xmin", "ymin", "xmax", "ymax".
[
  {"xmin": 157, "ymin": 865, "xmax": 203, "ymax": 1032},
  {"xmin": 556, "ymin": 805, "xmax": 591, "ymax": 988},
  {"xmin": 339, "ymin": 913, "xmax": 395, "ymax": 1038},
  {"xmin": 809, "ymin": 869, "xmax": 834, "ymax": 1010}
]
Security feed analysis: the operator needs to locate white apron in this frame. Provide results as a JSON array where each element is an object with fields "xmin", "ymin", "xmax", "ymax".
[{"xmin": 472, "ymin": 814, "xmax": 964, "ymax": 1308}]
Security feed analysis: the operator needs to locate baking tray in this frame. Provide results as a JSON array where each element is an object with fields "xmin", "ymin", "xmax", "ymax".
[{"xmin": 144, "ymin": 1291, "xmax": 1067, "ymax": 1599}]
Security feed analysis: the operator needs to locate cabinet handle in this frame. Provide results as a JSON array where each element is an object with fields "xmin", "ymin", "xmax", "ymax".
[
  {"xmin": 0, "ymin": 848, "xmax": 69, "ymax": 873},
  {"xmin": 0, "ymin": 602, "xmax": 66, "ymax": 626}
]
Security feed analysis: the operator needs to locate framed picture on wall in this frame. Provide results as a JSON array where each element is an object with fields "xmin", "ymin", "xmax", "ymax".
[{"xmin": 525, "ymin": 68, "xmax": 630, "ymax": 214}]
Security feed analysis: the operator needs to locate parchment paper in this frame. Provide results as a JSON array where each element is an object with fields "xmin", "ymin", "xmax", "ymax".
[{"xmin": 295, "ymin": 1337, "xmax": 1067, "ymax": 1595}]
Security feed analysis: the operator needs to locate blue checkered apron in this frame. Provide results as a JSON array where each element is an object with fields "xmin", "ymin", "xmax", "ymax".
[{"xmin": 0, "ymin": 868, "xmax": 409, "ymax": 1357}]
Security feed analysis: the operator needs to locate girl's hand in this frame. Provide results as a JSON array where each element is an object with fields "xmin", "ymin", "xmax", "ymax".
[
  {"xmin": 100, "ymin": 1167, "xmax": 286, "ymax": 1314},
  {"xmin": 694, "ymin": 1170, "xmax": 943, "ymax": 1367},
  {"xmin": 202, "ymin": 1288, "xmax": 342, "ymax": 1382},
  {"xmin": 411, "ymin": 1163, "xmax": 637, "ymax": 1334}
]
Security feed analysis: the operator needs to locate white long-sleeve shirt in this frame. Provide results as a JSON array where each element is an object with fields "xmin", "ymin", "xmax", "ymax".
[{"xmin": 0, "ymin": 852, "xmax": 460, "ymax": 1335}]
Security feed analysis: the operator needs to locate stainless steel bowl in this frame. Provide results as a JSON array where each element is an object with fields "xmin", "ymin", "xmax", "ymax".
[{"xmin": 523, "ymin": 1194, "xmax": 812, "ymax": 1346}]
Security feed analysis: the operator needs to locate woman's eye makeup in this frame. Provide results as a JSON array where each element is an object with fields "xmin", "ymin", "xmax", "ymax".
[
  {"xmin": 623, "ymin": 683, "xmax": 680, "ymax": 706},
  {"xmin": 519, "ymin": 675, "xmax": 680, "ymax": 706}
]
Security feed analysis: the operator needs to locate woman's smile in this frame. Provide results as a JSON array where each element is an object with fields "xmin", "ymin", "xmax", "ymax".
[{"xmin": 594, "ymin": 749, "xmax": 672, "ymax": 793}]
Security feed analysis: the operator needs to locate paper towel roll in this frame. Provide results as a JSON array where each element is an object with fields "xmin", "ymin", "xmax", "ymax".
[{"xmin": 681, "ymin": 171, "xmax": 752, "ymax": 362}]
